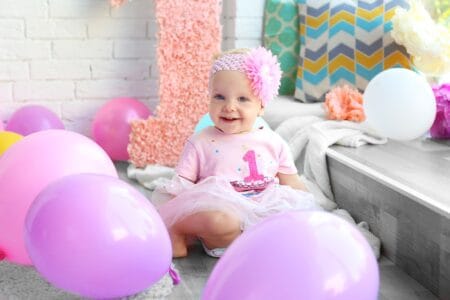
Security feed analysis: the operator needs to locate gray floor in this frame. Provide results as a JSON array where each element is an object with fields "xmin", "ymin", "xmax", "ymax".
[
  {"xmin": 116, "ymin": 162, "xmax": 437, "ymax": 300},
  {"xmin": 168, "ymin": 246, "xmax": 437, "ymax": 300}
]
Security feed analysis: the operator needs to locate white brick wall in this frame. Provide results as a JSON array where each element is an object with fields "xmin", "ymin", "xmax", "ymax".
[
  {"xmin": 0, "ymin": 0, "xmax": 265, "ymax": 135},
  {"xmin": 222, "ymin": 0, "xmax": 265, "ymax": 49}
]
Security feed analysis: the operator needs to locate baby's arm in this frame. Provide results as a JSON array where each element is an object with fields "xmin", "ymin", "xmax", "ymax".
[
  {"xmin": 178, "ymin": 175, "xmax": 195, "ymax": 183},
  {"xmin": 277, "ymin": 172, "xmax": 308, "ymax": 192},
  {"xmin": 275, "ymin": 133, "xmax": 308, "ymax": 191},
  {"xmin": 176, "ymin": 140, "xmax": 199, "ymax": 183}
]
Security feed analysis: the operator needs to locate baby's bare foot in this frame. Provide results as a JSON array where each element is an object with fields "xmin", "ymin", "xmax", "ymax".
[{"xmin": 170, "ymin": 232, "xmax": 188, "ymax": 258}]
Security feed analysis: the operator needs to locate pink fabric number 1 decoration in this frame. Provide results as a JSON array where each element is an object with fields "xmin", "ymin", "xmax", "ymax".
[
  {"xmin": 243, "ymin": 150, "xmax": 264, "ymax": 182},
  {"xmin": 127, "ymin": 0, "xmax": 222, "ymax": 167}
]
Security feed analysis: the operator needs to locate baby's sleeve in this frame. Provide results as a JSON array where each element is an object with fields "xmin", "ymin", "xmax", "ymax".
[
  {"xmin": 277, "ymin": 137, "xmax": 298, "ymax": 175},
  {"xmin": 175, "ymin": 140, "xmax": 199, "ymax": 182}
]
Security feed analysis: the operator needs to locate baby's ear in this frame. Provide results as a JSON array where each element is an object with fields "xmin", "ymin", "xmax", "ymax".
[{"xmin": 258, "ymin": 107, "xmax": 265, "ymax": 116}]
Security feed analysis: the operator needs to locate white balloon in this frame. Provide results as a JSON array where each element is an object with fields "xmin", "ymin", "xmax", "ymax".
[{"xmin": 363, "ymin": 68, "xmax": 436, "ymax": 141}]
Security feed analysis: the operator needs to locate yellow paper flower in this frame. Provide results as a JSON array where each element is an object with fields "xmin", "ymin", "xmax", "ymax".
[
  {"xmin": 391, "ymin": 0, "xmax": 450, "ymax": 76},
  {"xmin": 435, "ymin": 0, "xmax": 450, "ymax": 27}
]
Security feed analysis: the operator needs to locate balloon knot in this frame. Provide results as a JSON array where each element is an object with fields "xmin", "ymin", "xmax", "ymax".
[
  {"xmin": 0, "ymin": 249, "xmax": 6, "ymax": 261},
  {"xmin": 169, "ymin": 264, "xmax": 181, "ymax": 285}
]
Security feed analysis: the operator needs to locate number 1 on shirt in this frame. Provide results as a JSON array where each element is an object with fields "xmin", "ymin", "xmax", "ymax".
[{"xmin": 243, "ymin": 150, "xmax": 264, "ymax": 182}]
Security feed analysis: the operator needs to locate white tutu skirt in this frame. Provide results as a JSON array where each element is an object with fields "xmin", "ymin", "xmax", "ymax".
[{"xmin": 153, "ymin": 176, "xmax": 321, "ymax": 230}]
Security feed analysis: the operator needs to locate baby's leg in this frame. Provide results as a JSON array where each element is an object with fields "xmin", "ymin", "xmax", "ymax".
[
  {"xmin": 170, "ymin": 211, "xmax": 241, "ymax": 257},
  {"xmin": 168, "ymin": 227, "xmax": 189, "ymax": 258}
]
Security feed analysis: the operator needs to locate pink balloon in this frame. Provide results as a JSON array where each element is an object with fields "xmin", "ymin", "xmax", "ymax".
[
  {"xmin": 0, "ymin": 130, "xmax": 117, "ymax": 265},
  {"xmin": 5, "ymin": 105, "xmax": 64, "ymax": 136},
  {"xmin": 202, "ymin": 211, "xmax": 379, "ymax": 300},
  {"xmin": 0, "ymin": 120, "xmax": 3, "ymax": 130},
  {"xmin": 25, "ymin": 174, "xmax": 172, "ymax": 299},
  {"xmin": 92, "ymin": 98, "xmax": 151, "ymax": 161}
]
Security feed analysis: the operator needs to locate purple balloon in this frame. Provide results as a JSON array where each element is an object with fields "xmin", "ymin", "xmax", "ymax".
[
  {"xmin": 0, "ymin": 130, "xmax": 117, "ymax": 265},
  {"xmin": 92, "ymin": 98, "xmax": 151, "ymax": 161},
  {"xmin": 202, "ymin": 211, "xmax": 379, "ymax": 300},
  {"xmin": 6, "ymin": 105, "xmax": 64, "ymax": 136},
  {"xmin": 25, "ymin": 174, "xmax": 172, "ymax": 299}
]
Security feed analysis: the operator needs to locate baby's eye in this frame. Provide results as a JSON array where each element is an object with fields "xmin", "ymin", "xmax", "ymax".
[
  {"xmin": 214, "ymin": 94, "xmax": 225, "ymax": 100},
  {"xmin": 238, "ymin": 96, "xmax": 249, "ymax": 102}
]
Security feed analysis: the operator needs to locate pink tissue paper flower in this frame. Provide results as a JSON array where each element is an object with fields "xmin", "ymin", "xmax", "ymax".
[
  {"xmin": 324, "ymin": 85, "xmax": 365, "ymax": 122},
  {"xmin": 244, "ymin": 47, "xmax": 282, "ymax": 106},
  {"xmin": 429, "ymin": 83, "xmax": 450, "ymax": 139}
]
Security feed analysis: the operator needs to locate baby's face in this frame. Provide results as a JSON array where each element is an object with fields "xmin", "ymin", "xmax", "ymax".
[{"xmin": 209, "ymin": 71, "xmax": 264, "ymax": 134}]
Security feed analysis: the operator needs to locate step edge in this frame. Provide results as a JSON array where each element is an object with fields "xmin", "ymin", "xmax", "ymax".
[{"xmin": 326, "ymin": 147, "xmax": 450, "ymax": 218}]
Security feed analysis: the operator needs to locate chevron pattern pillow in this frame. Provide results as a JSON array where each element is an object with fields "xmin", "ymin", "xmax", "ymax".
[{"xmin": 294, "ymin": 0, "xmax": 413, "ymax": 102}]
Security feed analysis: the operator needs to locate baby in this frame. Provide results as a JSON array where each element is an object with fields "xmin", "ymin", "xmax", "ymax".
[{"xmin": 157, "ymin": 47, "xmax": 319, "ymax": 257}]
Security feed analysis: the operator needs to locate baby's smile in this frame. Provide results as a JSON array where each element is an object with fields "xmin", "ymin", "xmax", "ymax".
[{"xmin": 220, "ymin": 116, "xmax": 239, "ymax": 122}]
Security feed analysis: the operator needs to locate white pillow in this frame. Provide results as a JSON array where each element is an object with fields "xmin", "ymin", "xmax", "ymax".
[{"xmin": 264, "ymin": 95, "xmax": 325, "ymax": 129}]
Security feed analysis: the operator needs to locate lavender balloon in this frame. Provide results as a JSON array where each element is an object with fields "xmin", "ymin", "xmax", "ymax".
[
  {"xmin": 25, "ymin": 174, "xmax": 172, "ymax": 299},
  {"xmin": 0, "ymin": 130, "xmax": 117, "ymax": 265},
  {"xmin": 6, "ymin": 105, "xmax": 64, "ymax": 136},
  {"xmin": 202, "ymin": 211, "xmax": 379, "ymax": 300}
]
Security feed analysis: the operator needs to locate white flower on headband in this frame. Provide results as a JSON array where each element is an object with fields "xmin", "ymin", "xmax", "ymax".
[
  {"xmin": 391, "ymin": 0, "xmax": 450, "ymax": 76},
  {"xmin": 243, "ymin": 47, "xmax": 282, "ymax": 106}
]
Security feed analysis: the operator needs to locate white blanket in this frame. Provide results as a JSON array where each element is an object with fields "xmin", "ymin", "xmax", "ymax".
[
  {"xmin": 127, "ymin": 164, "xmax": 175, "ymax": 190},
  {"xmin": 276, "ymin": 116, "xmax": 387, "ymax": 203},
  {"xmin": 275, "ymin": 116, "xmax": 387, "ymax": 259}
]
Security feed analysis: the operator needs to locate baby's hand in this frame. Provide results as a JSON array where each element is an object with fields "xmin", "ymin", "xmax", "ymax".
[{"xmin": 277, "ymin": 173, "xmax": 308, "ymax": 191}]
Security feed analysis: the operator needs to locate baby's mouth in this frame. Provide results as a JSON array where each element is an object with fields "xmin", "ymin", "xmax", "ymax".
[{"xmin": 220, "ymin": 117, "xmax": 239, "ymax": 122}]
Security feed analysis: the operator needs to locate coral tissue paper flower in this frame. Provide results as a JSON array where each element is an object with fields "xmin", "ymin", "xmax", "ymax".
[
  {"xmin": 391, "ymin": 0, "xmax": 450, "ymax": 76},
  {"xmin": 325, "ymin": 85, "xmax": 365, "ymax": 122}
]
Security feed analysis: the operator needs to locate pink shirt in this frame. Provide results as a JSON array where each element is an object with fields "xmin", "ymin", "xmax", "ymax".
[{"xmin": 176, "ymin": 126, "xmax": 297, "ymax": 187}]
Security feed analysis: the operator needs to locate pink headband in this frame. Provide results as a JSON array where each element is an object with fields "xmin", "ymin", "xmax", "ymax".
[{"xmin": 210, "ymin": 47, "xmax": 282, "ymax": 106}]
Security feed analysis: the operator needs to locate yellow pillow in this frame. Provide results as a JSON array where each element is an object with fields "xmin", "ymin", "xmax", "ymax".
[{"xmin": 294, "ymin": 0, "xmax": 412, "ymax": 102}]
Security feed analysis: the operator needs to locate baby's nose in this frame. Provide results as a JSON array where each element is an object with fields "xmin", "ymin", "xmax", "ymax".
[{"xmin": 223, "ymin": 100, "xmax": 236, "ymax": 111}]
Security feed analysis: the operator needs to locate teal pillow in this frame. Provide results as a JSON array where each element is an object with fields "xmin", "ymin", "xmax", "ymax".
[{"xmin": 263, "ymin": 0, "xmax": 299, "ymax": 96}]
